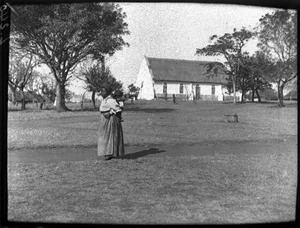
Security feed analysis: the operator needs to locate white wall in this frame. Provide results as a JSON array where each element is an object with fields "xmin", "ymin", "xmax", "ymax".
[
  {"xmin": 199, "ymin": 84, "xmax": 212, "ymax": 95},
  {"xmin": 136, "ymin": 57, "xmax": 155, "ymax": 100},
  {"xmin": 155, "ymin": 82, "xmax": 191, "ymax": 94},
  {"xmin": 154, "ymin": 82, "xmax": 163, "ymax": 94},
  {"xmin": 154, "ymin": 82, "xmax": 193, "ymax": 99},
  {"xmin": 194, "ymin": 84, "xmax": 224, "ymax": 101},
  {"xmin": 184, "ymin": 83, "xmax": 193, "ymax": 100},
  {"xmin": 222, "ymin": 86, "xmax": 242, "ymax": 101},
  {"xmin": 154, "ymin": 82, "xmax": 226, "ymax": 101}
]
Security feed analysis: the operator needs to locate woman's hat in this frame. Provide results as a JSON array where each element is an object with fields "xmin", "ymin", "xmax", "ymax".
[
  {"xmin": 103, "ymin": 84, "xmax": 112, "ymax": 94},
  {"xmin": 114, "ymin": 90, "xmax": 123, "ymax": 97}
]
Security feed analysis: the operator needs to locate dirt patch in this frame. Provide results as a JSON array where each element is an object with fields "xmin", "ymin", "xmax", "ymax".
[{"xmin": 8, "ymin": 137, "xmax": 297, "ymax": 164}]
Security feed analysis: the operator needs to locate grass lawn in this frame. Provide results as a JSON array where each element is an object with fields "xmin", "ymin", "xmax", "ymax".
[
  {"xmin": 7, "ymin": 100, "xmax": 297, "ymax": 224},
  {"xmin": 7, "ymin": 100, "xmax": 297, "ymax": 149}
]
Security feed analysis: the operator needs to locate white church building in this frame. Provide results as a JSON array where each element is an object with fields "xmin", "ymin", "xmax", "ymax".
[{"xmin": 136, "ymin": 56, "xmax": 240, "ymax": 101}]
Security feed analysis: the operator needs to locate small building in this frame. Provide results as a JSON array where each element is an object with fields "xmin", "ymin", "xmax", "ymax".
[{"xmin": 136, "ymin": 56, "xmax": 240, "ymax": 101}]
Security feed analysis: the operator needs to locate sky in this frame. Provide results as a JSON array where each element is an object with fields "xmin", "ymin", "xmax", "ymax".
[{"xmin": 70, "ymin": 2, "xmax": 278, "ymax": 94}]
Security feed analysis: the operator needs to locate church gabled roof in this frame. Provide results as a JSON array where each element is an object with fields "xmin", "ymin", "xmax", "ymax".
[{"xmin": 146, "ymin": 56, "xmax": 228, "ymax": 85}]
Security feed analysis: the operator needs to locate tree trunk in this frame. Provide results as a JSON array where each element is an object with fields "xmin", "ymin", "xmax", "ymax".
[
  {"xmin": 277, "ymin": 83, "xmax": 285, "ymax": 107},
  {"xmin": 92, "ymin": 91, "xmax": 96, "ymax": 108},
  {"xmin": 20, "ymin": 88, "xmax": 26, "ymax": 110},
  {"xmin": 39, "ymin": 101, "xmax": 44, "ymax": 110},
  {"xmin": 81, "ymin": 90, "xmax": 88, "ymax": 111},
  {"xmin": 255, "ymin": 89, "xmax": 261, "ymax": 102},
  {"xmin": 53, "ymin": 81, "xmax": 58, "ymax": 106},
  {"xmin": 12, "ymin": 90, "xmax": 17, "ymax": 104},
  {"xmin": 100, "ymin": 55, "xmax": 105, "ymax": 73},
  {"xmin": 232, "ymin": 79, "xmax": 236, "ymax": 104},
  {"xmin": 251, "ymin": 87, "xmax": 255, "ymax": 102},
  {"xmin": 55, "ymin": 82, "xmax": 71, "ymax": 112},
  {"xmin": 241, "ymin": 90, "xmax": 245, "ymax": 103},
  {"xmin": 9, "ymin": 85, "xmax": 17, "ymax": 104}
]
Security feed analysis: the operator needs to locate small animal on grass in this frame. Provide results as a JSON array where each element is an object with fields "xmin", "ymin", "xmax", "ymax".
[{"xmin": 224, "ymin": 113, "xmax": 238, "ymax": 123}]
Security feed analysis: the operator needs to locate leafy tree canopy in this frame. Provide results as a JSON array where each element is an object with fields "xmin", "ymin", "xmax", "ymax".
[
  {"xmin": 11, "ymin": 2, "xmax": 129, "ymax": 82},
  {"xmin": 128, "ymin": 84, "xmax": 140, "ymax": 93},
  {"xmin": 257, "ymin": 9, "xmax": 297, "ymax": 106},
  {"xmin": 82, "ymin": 64, "xmax": 122, "ymax": 94},
  {"xmin": 258, "ymin": 10, "xmax": 297, "ymax": 63},
  {"xmin": 11, "ymin": 2, "xmax": 129, "ymax": 111},
  {"xmin": 196, "ymin": 27, "xmax": 254, "ymax": 103}
]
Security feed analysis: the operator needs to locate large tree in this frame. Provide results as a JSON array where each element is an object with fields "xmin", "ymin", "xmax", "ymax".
[
  {"xmin": 11, "ymin": 2, "xmax": 129, "ymax": 111},
  {"xmin": 235, "ymin": 55, "xmax": 252, "ymax": 102},
  {"xmin": 239, "ymin": 52, "xmax": 273, "ymax": 102},
  {"xmin": 196, "ymin": 28, "xmax": 254, "ymax": 103},
  {"xmin": 8, "ymin": 40, "xmax": 40, "ymax": 110},
  {"xmin": 82, "ymin": 64, "xmax": 123, "ymax": 108},
  {"xmin": 257, "ymin": 9, "xmax": 297, "ymax": 107}
]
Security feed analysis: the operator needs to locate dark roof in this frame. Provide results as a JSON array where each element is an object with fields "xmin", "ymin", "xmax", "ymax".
[{"xmin": 146, "ymin": 57, "xmax": 228, "ymax": 84}]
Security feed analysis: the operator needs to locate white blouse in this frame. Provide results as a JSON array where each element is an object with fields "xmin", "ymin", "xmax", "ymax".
[{"xmin": 99, "ymin": 95, "xmax": 122, "ymax": 113}]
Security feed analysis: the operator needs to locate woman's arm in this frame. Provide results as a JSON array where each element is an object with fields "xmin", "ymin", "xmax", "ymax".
[{"xmin": 108, "ymin": 98, "xmax": 122, "ymax": 112}]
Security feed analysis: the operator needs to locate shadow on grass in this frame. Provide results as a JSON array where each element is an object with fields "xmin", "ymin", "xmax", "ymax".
[
  {"xmin": 71, "ymin": 108, "xmax": 98, "ymax": 112},
  {"xmin": 221, "ymin": 100, "xmax": 298, "ymax": 108},
  {"xmin": 266, "ymin": 102, "xmax": 298, "ymax": 108},
  {"xmin": 125, "ymin": 107, "xmax": 175, "ymax": 113},
  {"xmin": 7, "ymin": 108, "xmax": 49, "ymax": 112},
  {"xmin": 124, "ymin": 148, "xmax": 166, "ymax": 159},
  {"xmin": 70, "ymin": 106, "xmax": 176, "ymax": 113},
  {"xmin": 7, "ymin": 108, "xmax": 21, "ymax": 112}
]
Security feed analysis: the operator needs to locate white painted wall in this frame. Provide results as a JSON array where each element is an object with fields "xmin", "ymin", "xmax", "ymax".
[
  {"xmin": 192, "ymin": 84, "xmax": 223, "ymax": 101},
  {"xmin": 166, "ymin": 82, "xmax": 177, "ymax": 94},
  {"xmin": 154, "ymin": 82, "xmax": 193, "ymax": 99},
  {"xmin": 184, "ymin": 83, "xmax": 193, "ymax": 100},
  {"xmin": 200, "ymin": 84, "xmax": 211, "ymax": 95},
  {"xmin": 222, "ymin": 86, "xmax": 242, "ymax": 101},
  {"xmin": 214, "ymin": 85, "xmax": 223, "ymax": 101},
  {"xmin": 167, "ymin": 82, "xmax": 190, "ymax": 94},
  {"xmin": 154, "ymin": 82, "xmax": 226, "ymax": 101},
  {"xmin": 154, "ymin": 82, "xmax": 163, "ymax": 94},
  {"xmin": 136, "ymin": 57, "xmax": 155, "ymax": 100}
]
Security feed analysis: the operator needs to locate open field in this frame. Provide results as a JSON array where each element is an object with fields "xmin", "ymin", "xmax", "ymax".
[
  {"xmin": 7, "ymin": 100, "xmax": 297, "ymax": 224},
  {"xmin": 7, "ymin": 100, "xmax": 297, "ymax": 149}
]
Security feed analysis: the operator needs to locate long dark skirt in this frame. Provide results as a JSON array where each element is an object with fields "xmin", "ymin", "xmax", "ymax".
[{"xmin": 97, "ymin": 114, "xmax": 125, "ymax": 157}]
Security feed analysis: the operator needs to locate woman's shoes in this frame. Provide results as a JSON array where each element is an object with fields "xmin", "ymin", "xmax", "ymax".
[{"xmin": 104, "ymin": 156, "xmax": 114, "ymax": 161}]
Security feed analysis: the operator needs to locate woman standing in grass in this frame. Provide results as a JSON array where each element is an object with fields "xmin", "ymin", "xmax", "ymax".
[{"xmin": 97, "ymin": 84, "xmax": 125, "ymax": 160}]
